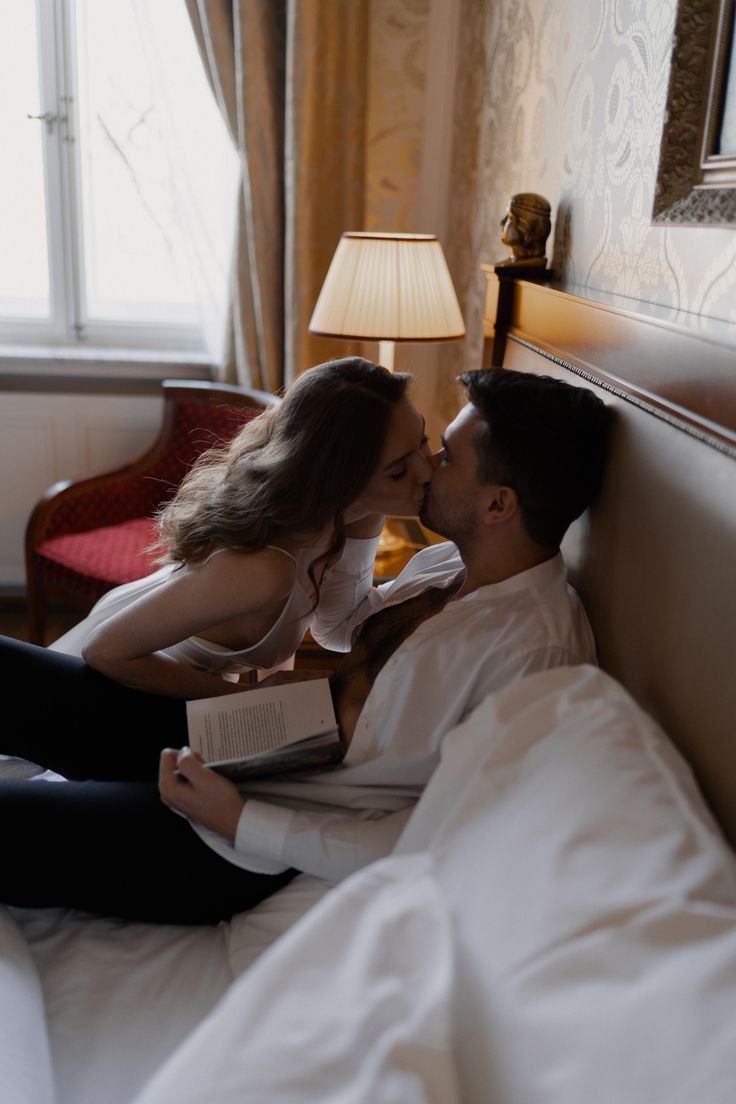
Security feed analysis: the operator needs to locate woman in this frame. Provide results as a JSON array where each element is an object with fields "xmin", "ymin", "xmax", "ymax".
[
  {"xmin": 51, "ymin": 355, "xmax": 430, "ymax": 699},
  {"xmin": 0, "ymin": 357, "xmax": 432, "ymax": 923},
  {"xmin": 2, "ymin": 356, "xmax": 430, "ymax": 742}
]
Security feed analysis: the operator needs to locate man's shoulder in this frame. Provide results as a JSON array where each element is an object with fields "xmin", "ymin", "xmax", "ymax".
[{"xmin": 428, "ymin": 554, "xmax": 592, "ymax": 657}]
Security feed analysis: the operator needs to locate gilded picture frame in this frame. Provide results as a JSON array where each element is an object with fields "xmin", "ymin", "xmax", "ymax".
[{"xmin": 652, "ymin": 0, "xmax": 736, "ymax": 225}]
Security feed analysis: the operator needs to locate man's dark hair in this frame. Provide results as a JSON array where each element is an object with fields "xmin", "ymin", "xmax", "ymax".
[{"xmin": 459, "ymin": 367, "xmax": 611, "ymax": 549}]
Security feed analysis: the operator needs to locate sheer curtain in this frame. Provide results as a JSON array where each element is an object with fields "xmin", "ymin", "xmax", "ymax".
[
  {"xmin": 132, "ymin": 0, "xmax": 240, "ymax": 367},
  {"xmin": 186, "ymin": 0, "xmax": 370, "ymax": 391}
]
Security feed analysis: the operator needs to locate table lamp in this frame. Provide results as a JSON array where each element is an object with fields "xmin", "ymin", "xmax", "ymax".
[
  {"xmin": 308, "ymin": 231, "xmax": 465, "ymax": 566},
  {"xmin": 308, "ymin": 231, "xmax": 465, "ymax": 372}
]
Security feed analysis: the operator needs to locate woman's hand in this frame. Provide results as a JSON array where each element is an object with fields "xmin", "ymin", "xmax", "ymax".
[{"xmin": 159, "ymin": 747, "xmax": 245, "ymax": 843}]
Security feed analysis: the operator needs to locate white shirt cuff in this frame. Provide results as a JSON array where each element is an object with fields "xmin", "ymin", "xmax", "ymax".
[
  {"xmin": 188, "ymin": 800, "xmax": 295, "ymax": 875},
  {"xmin": 235, "ymin": 799, "xmax": 296, "ymax": 866}
]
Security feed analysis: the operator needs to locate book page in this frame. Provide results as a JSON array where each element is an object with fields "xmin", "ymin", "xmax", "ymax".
[{"xmin": 186, "ymin": 678, "xmax": 336, "ymax": 764}]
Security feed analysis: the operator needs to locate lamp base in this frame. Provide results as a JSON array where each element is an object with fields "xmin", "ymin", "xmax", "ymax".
[
  {"xmin": 374, "ymin": 517, "xmax": 425, "ymax": 578},
  {"xmin": 375, "ymin": 523, "xmax": 406, "ymax": 557}
]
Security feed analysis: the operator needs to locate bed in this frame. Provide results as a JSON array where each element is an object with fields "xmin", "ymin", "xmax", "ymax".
[{"xmin": 2, "ymin": 274, "xmax": 736, "ymax": 1104}]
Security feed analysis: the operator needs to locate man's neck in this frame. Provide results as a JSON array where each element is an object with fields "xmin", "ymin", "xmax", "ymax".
[{"xmin": 455, "ymin": 541, "xmax": 558, "ymax": 598}]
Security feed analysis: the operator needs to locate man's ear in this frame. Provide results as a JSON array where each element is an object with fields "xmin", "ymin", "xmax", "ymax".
[{"xmin": 482, "ymin": 484, "xmax": 519, "ymax": 526}]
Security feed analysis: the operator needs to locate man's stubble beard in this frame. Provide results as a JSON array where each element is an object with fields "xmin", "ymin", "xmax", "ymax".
[{"xmin": 420, "ymin": 489, "xmax": 479, "ymax": 548}]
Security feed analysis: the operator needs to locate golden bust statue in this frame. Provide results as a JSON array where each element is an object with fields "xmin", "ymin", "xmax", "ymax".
[{"xmin": 499, "ymin": 193, "xmax": 551, "ymax": 266}]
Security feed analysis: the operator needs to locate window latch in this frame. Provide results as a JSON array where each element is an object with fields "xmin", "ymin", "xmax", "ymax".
[{"xmin": 26, "ymin": 111, "xmax": 67, "ymax": 135}]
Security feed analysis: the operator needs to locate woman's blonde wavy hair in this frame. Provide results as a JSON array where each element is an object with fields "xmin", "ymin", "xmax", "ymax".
[{"xmin": 156, "ymin": 358, "xmax": 410, "ymax": 583}]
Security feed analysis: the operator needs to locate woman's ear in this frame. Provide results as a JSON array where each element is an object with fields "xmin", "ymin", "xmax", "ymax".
[{"xmin": 482, "ymin": 484, "xmax": 519, "ymax": 526}]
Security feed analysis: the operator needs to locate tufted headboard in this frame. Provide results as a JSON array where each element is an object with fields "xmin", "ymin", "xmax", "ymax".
[{"xmin": 482, "ymin": 272, "xmax": 736, "ymax": 849}]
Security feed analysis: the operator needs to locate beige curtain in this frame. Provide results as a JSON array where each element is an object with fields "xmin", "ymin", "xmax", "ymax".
[{"xmin": 186, "ymin": 1, "xmax": 369, "ymax": 391}]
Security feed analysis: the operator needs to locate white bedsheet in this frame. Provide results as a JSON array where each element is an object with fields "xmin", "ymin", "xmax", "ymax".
[
  {"xmin": 8, "ymin": 876, "xmax": 330, "ymax": 1104},
  {"xmin": 0, "ymin": 755, "xmax": 330, "ymax": 1104}
]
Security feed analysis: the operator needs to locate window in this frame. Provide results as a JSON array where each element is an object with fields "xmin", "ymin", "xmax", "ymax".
[{"xmin": 0, "ymin": 0, "xmax": 239, "ymax": 355}]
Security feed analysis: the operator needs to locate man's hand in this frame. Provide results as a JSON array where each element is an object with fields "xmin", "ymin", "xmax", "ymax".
[{"xmin": 159, "ymin": 747, "xmax": 245, "ymax": 843}]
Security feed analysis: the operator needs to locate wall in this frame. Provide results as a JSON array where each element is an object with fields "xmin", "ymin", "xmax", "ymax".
[
  {"xmin": 365, "ymin": 0, "xmax": 430, "ymax": 231},
  {"xmin": 0, "ymin": 392, "xmax": 162, "ymax": 587},
  {"xmin": 363, "ymin": 0, "xmax": 464, "ymax": 444},
  {"xmin": 2, "ymin": 1, "xmax": 444, "ymax": 590},
  {"xmin": 447, "ymin": 0, "xmax": 736, "ymax": 382},
  {"xmin": 21, "ymin": 2, "xmax": 727, "ymax": 584}
]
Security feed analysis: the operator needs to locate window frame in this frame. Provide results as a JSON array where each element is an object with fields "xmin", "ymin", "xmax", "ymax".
[{"xmin": 0, "ymin": 0, "xmax": 209, "ymax": 358}]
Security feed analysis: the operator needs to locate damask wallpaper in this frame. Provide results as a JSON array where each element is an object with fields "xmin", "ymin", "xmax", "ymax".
[
  {"xmin": 447, "ymin": 0, "xmax": 736, "ymax": 377},
  {"xmin": 365, "ymin": 0, "xmax": 429, "ymax": 230},
  {"xmin": 362, "ymin": 0, "xmax": 736, "ymax": 428},
  {"xmin": 363, "ymin": 0, "xmax": 455, "ymax": 434}
]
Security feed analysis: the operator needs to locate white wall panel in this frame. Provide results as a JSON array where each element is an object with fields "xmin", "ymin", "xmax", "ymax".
[
  {"xmin": 76, "ymin": 398, "xmax": 163, "ymax": 474},
  {"xmin": 0, "ymin": 409, "xmax": 56, "ymax": 582},
  {"xmin": 0, "ymin": 392, "xmax": 161, "ymax": 587}
]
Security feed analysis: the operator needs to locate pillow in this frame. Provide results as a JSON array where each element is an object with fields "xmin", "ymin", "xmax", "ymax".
[
  {"xmin": 397, "ymin": 664, "xmax": 736, "ymax": 1104},
  {"xmin": 0, "ymin": 905, "xmax": 55, "ymax": 1104},
  {"xmin": 132, "ymin": 853, "xmax": 460, "ymax": 1104}
]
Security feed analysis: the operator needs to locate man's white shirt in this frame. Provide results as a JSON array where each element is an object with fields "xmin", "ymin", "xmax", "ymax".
[{"xmin": 193, "ymin": 541, "xmax": 596, "ymax": 883}]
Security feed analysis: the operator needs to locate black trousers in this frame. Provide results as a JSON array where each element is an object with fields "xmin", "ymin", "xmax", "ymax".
[{"xmin": 0, "ymin": 636, "xmax": 295, "ymax": 924}]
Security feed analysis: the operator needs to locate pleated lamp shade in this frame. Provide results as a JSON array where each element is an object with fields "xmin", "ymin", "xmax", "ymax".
[{"xmin": 308, "ymin": 232, "xmax": 464, "ymax": 371}]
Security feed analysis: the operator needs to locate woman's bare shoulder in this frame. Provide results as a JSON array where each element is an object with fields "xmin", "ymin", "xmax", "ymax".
[{"xmin": 195, "ymin": 546, "xmax": 297, "ymax": 601}]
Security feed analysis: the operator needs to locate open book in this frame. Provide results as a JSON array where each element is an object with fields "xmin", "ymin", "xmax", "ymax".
[{"xmin": 185, "ymin": 677, "xmax": 344, "ymax": 783}]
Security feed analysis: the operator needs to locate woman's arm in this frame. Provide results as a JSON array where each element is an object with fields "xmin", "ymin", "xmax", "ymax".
[
  {"xmin": 81, "ymin": 549, "xmax": 295, "ymax": 699},
  {"xmin": 310, "ymin": 531, "xmax": 384, "ymax": 652}
]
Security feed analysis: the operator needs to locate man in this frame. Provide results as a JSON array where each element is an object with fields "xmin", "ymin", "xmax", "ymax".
[{"xmin": 164, "ymin": 367, "xmax": 610, "ymax": 892}]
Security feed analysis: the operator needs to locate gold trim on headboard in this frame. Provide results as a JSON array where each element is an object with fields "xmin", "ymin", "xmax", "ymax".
[
  {"xmin": 511, "ymin": 335, "xmax": 736, "ymax": 461},
  {"xmin": 481, "ymin": 272, "xmax": 736, "ymax": 457}
]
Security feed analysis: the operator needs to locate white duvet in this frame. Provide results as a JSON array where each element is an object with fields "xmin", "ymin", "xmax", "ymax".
[
  {"xmin": 4, "ymin": 666, "xmax": 736, "ymax": 1104},
  {"xmin": 2, "ymin": 876, "xmax": 331, "ymax": 1104},
  {"xmin": 132, "ymin": 853, "xmax": 459, "ymax": 1104}
]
